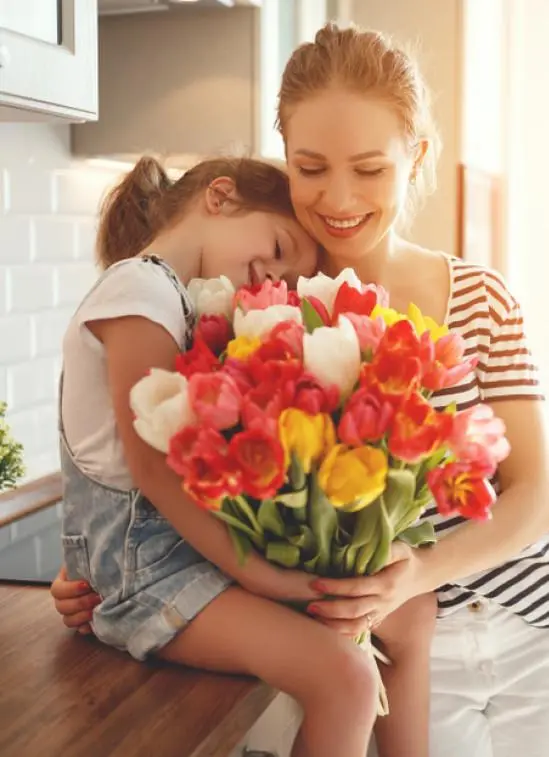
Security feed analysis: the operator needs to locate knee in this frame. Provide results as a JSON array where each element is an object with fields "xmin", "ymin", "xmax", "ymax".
[{"xmin": 320, "ymin": 641, "xmax": 378, "ymax": 712}]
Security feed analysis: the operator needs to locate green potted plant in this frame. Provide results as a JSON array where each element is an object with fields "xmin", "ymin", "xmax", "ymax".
[{"xmin": 0, "ymin": 402, "xmax": 24, "ymax": 491}]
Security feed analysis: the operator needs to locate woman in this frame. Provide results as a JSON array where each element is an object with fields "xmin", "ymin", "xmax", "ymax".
[{"xmin": 52, "ymin": 23, "xmax": 549, "ymax": 757}]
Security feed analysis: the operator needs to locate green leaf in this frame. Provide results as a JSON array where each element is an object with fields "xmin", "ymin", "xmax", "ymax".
[
  {"xmin": 288, "ymin": 525, "xmax": 316, "ymax": 555},
  {"xmin": 366, "ymin": 495, "xmax": 394, "ymax": 574},
  {"xmin": 214, "ymin": 510, "xmax": 264, "ymax": 548},
  {"xmin": 301, "ymin": 298, "xmax": 325, "ymax": 333},
  {"xmin": 309, "ymin": 471, "xmax": 338, "ymax": 575},
  {"xmin": 383, "ymin": 469, "xmax": 416, "ymax": 530},
  {"xmin": 276, "ymin": 489, "xmax": 308, "ymax": 509},
  {"xmin": 289, "ymin": 453, "xmax": 306, "ymax": 490},
  {"xmin": 423, "ymin": 445, "xmax": 450, "ymax": 472},
  {"xmin": 266, "ymin": 541, "xmax": 301, "ymax": 568},
  {"xmin": 257, "ymin": 499, "xmax": 286, "ymax": 538},
  {"xmin": 232, "ymin": 495, "xmax": 263, "ymax": 534},
  {"xmin": 398, "ymin": 521, "xmax": 436, "ymax": 548},
  {"xmin": 228, "ymin": 526, "xmax": 253, "ymax": 566},
  {"xmin": 350, "ymin": 501, "xmax": 380, "ymax": 547},
  {"xmin": 331, "ymin": 544, "xmax": 347, "ymax": 574}
]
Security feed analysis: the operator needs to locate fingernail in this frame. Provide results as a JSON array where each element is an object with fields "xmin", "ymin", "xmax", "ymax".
[
  {"xmin": 307, "ymin": 604, "xmax": 322, "ymax": 615},
  {"xmin": 311, "ymin": 580, "xmax": 327, "ymax": 593},
  {"xmin": 89, "ymin": 595, "xmax": 101, "ymax": 608},
  {"xmin": 79, "ymin": 581, "xmax": 90, "ymax": 591}
]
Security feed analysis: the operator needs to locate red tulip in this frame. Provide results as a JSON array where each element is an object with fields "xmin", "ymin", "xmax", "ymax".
[
  {"xmin": 229, "ymin": 428, "xmax": 286, "ymax": 499},
  {"xmin": 338, "ymin": 388, "xmax": 394, "ymax": 446},
  {"xmin": 389, "ymin": 391, "xmax": 453, "ymax": 463},
  {"xmin": 194, "ymin": 314, "xmax": 233, "ymax": 356},
  {"xmin": 175, "ymin": 339, "xmax": 219, "ymax": 378},
  {"xmin": 427, "ymin": 461, "xmax": 496, "ymax": 520}
]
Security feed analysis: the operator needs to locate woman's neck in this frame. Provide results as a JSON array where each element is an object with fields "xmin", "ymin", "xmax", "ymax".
[{"xmin": 320, "ymin": 230, "xmax": 410, "ymax": 288}]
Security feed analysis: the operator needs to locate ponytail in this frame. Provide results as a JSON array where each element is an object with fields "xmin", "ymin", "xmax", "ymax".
[{"xmin": 96, "ymin": 156, "xmax": 172, "ymax": 269}]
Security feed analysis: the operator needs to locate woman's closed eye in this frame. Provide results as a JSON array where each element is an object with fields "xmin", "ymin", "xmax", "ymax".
[
  {"xmin": 274, "ymin": 239, "xmax": 283, "ymax": 260},
  {"xmin": 297, "ymin": 166, "xmax": 386, "ymax": 178}
]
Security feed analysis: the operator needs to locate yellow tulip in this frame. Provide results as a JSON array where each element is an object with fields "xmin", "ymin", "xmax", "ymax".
[
  {"xmin": 407, "ymin": 302, "xmax": 448, "ymax": 341},
  {"xmin": 278, "ymin": 408, "xmax": 336, "ymax": 474},
  {"xmin": 318, "ymin": 444, "xmax": 388, "ymax": 511},
  {"xmin": 226, "ymin": 335, "xmax": 261, "ymax": 360},
  {"xmin": 371, "ymin": 304, "xmax": 405, "ymax": 327}
]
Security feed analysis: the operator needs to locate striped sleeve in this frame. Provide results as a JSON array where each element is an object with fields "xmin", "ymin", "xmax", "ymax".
[{"xmin": 477, "ymin": 270, "xmax": 544, "ymax": 402}]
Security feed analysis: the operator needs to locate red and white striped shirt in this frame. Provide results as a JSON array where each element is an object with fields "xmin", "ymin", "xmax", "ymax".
[{"xmin": 424, "ymin": 256, "xmax": 547, "ymax": 626}]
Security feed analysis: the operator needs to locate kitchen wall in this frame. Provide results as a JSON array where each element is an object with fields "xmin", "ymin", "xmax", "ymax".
[{"xmin": 0, "ymin": 123, "xmax": 120, "ymax": 480}]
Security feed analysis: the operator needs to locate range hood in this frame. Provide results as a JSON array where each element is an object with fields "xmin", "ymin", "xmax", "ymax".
[{"xmin": 98, "ymin": 0, "xmax": 261, "ymax": 14}]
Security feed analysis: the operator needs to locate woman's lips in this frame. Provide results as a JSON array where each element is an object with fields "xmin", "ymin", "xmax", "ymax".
[{"xmin": 317, "ymin": 212, "xmax": 375, "ymax": 238}]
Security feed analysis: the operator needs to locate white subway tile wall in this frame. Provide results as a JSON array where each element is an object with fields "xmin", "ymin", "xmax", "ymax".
[{"xmin": 0, "ymin": 123, "xmax": 122, "ymax": 480}]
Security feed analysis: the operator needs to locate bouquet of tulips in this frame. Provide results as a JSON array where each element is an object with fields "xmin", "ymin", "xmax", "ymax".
[{"xmin": 131, "ymin": 269, "xmax": 509, "ymax": 708}]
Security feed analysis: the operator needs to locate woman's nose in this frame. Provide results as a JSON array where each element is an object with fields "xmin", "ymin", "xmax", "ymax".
[{"xmin": 320, "ymin": 175, "xmax": 358, "ymax": 214}]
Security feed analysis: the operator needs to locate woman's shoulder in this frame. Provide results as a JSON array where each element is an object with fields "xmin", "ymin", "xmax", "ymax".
[{"xmin": 446, "ymin": 256, "xmax": 520, "ymax": 322}]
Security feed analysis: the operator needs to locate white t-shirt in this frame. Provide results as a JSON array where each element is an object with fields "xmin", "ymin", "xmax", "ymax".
[{"xmin": 61, "ymin": 257, "xmax": 190, "ymax": 490}]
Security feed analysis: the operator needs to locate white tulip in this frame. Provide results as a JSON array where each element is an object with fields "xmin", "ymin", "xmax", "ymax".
[
  {"xmin": 187, "ymin": 275, "xmax": 235, "ymax": 318},
  {"xmin": 303, "ymin": 315, "xmax": 361, "ymax": 398},
  {"xmin": 297, "ymin": 268, "xmax": 363, "ymax": 314},
  {"xmin": 234, "ymin": 305, "xmax": 302, "ymax": 339},
  {"xmin": 130, "ymin": 368, "xmax": 195, "ymax": 453}
]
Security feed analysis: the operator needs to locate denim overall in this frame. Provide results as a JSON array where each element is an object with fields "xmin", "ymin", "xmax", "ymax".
[{"xmin": 60, "ymin": 256, "xmax": 232, "ymax": 660}]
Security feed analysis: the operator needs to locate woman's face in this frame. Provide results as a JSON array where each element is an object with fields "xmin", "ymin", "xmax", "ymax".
[{"xmin": 285, "ymin": 89, "xmax": 420, "ymax": 266}]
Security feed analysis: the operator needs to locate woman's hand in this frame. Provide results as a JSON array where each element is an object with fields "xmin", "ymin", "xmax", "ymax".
[
  {"xmin": 306, "ymin": 542, "xmax": 428, "ymax": 636},
  {"xmin": 50, "ymin": 566, "xmax": 101, "ymax": 634}
]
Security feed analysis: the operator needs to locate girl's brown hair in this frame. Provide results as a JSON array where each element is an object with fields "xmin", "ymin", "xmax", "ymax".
[
  {"xmin": 96, "ymin": 156, "xmax": 296, "ymax": 269},
  {"xmin": 276, "ymin": 22, "xmax": 441, "ymax": 210}
]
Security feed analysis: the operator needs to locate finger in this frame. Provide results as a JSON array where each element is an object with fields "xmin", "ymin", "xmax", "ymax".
[
  {"xmin": 316, "ymin": 617, "xmax": 375, "ymax": 638},
  {"xmin": 54, "ymin": 593, "xmax": 101, "ymax": 617},
  {"xmin": 307, "ymin": 596, "xmax": 379, "ymax": 621},
  {"xmin": 387, "ymin": 541, "xmax": 412, "ymax": 564},
  {"xmin": 310, "ymin": 576, "xmax": 380, "ymax": 598},
  {"xmin": 50, "ymin": 577, "xmax": 96, "ymax": 601},
  {"xmin": 77, "ymin": 624, "xmax": 94, "ymax": 636},
  {"xmin": 62, "ymin": 610, "xmax": 94, "ymax": 630}
]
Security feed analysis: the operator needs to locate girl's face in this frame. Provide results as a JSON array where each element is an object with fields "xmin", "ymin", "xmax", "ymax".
[
  {"xmin": 284, "ymin": 89, "xmax": 423, "ymax": 266},
  {"xmin": 200, "ymin": 207, "xmax": 318, "ymax": 289}
]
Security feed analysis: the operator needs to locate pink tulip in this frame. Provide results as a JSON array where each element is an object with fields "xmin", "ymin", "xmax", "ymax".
[
  {"xmin": 188, "ymin": 372, "xmax": 242, "ymax": 430},
  {"xmin": 448, "ymin": 404, "xmax": 510, "ymax": 470}
]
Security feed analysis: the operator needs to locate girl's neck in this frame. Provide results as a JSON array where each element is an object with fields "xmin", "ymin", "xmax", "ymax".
[{"xmin": 140, "ymin": 213, "xmax": 204, "ymax": 285}]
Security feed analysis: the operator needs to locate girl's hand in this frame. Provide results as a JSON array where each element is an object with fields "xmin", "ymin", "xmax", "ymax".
[
  {"xmin": 50, "ymin": 566, "xmax": 101, "ymax": 635},
  {"xmin": 306, "ymin": 542, "xmax": 429, "ymax": 636},
  {"xmin": 240, "ymin": 557, "xmax": 323, "ymax": 604}
]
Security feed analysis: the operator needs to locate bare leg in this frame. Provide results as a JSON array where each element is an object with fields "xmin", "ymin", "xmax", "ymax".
[
  {"xmin": 158, "ymin": 586, "xmax": 378, "ymax": 757},
  {"xmin": 373, "ymin": 593, "xmax": 437, "ymax": 757}
]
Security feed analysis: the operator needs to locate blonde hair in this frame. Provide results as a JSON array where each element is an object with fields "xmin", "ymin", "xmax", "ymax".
[
  {"xmin": 276, "ymin": 22, "xmax": 441, "ymax": 215},
  {"xmin": 96, "ymin": 155, "xmax": 296, "ymax": 269}
]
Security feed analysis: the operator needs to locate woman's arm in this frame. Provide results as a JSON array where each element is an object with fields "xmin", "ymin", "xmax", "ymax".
[
  {"xmin": 88, "ymin": 314, "xmax": 319, "ymax": 603},
  {"xmin": 416, "ymin": 397, "xmax": 549, "ymax": 591}
]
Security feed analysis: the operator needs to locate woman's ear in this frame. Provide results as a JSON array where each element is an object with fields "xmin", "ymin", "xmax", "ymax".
[{"xmin": 205, "ymin": 176, "xmax": 238, "ymax": 214}]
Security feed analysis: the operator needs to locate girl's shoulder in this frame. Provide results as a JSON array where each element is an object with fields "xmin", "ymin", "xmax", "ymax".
[{"xmin": 71, "ymin": 256, "xmax": 193, "ymax": 350}]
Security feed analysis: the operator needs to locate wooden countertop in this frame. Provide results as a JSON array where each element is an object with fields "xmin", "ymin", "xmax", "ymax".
[{"xmin": 0, "ymin": 583, "xmax": 277, "ymax": 757}]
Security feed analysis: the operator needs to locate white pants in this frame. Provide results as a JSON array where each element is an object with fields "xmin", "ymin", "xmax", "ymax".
[{"xmin": 369, "ymin": 598, "xmax": 549, "ymax": 757}]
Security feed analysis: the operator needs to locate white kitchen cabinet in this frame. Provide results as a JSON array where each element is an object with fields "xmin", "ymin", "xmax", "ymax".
[{"xmin": 0, "ymin": 0, "xmax": 98, "ymax": 121}]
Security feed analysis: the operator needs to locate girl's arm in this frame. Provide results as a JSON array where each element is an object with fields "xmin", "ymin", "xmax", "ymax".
[{"xmin": 90, "ymin": 314, "xmax": 319, "ymax": 603}]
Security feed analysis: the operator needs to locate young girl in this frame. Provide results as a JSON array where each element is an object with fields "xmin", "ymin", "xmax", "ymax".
[{"xmin": 59, "ymin": 154, "xmax": 380, "ymax": 757}]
